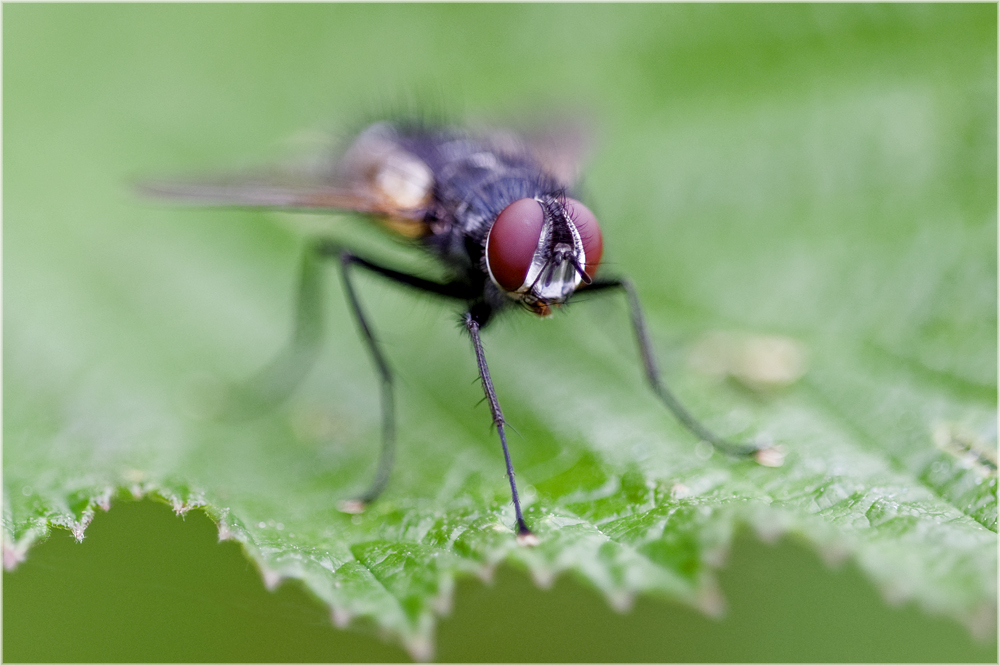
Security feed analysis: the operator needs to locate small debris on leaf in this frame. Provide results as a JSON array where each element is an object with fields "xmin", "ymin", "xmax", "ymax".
[{"xmin": 689, "ymin": 331, "xmax": 808, "ymax": 392}]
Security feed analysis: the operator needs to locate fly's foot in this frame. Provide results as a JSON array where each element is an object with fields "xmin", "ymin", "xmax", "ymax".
[
  {"xmin": 337, "ymin": 499, "xmax": 368, "ymax": 515},
  {"xmin": 516, "ymin": 529, "xmax": 540, "ymax": 547},
  {"xmin": 515, "ymin": 516, "xmax": 539, "ymax": 546},
  {"xmin": 753, "ymin": 444, "xmax": 786, "ymax": 467},
  {"xmin": 737, "ymin": 435, "xmax": 785, "ymax": 467},
  {"xmin": 710, "ymin": 435, "xmax": 784, "ymax": 467}
]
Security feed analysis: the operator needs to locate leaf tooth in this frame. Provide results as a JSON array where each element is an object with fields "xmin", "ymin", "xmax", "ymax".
[
  {"xmin": 405, "ymin": 632, "xmax": 434, "ymax": 662},
  {"xmin": 3, "ymin": 539, "xmax": 28, "ymax": 571},
  {"xmin": 695, "ymin": 580, "xmax": 726, "ymax": 618},
  {"xmin": 608, "ymin": 590, "xmax": 635, "ymax": 613},
  {"xmin": 330, "ymin": 606, "xmax": 352, "ymax": 629},
  {"xmin": 260, "ymin": 567, "xmax": 283, "ymax": 591}
]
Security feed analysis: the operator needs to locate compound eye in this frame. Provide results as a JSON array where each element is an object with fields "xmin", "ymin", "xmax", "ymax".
[
  {"xmin": 486, "ymin": 198, "xmax": 545, "ymax": 292},
  {"xmin": 565, "ymin": 198, "xmax": 603, "ymax": 280}
]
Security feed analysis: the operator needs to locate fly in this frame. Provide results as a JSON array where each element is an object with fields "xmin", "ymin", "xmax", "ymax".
[{"xmin": 141, "ymin": 119, "xmax": 782, "ymax": 545}]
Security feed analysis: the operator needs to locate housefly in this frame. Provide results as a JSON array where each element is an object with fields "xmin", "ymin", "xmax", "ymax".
[{"xmin": 142, "ymin": 119, "xmax": 781, "ymax": 544}]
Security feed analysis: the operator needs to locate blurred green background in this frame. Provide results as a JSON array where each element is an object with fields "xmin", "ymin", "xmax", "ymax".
[{"xmin": 4, "ymin": 3, "xmax": 996, "ymax": 662}]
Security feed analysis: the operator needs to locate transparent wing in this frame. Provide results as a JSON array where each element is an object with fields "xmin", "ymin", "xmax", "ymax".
[
  {"xmin": 481, "ymin": 116, "xmax": 594, "ymax": 188},
  {"xmin": 138, "ymin": 173, "xmax": 394, "ymax": 214},
  {"xmin": 138, "ymin": 123, "xmax": 435, "ymax": 224}
]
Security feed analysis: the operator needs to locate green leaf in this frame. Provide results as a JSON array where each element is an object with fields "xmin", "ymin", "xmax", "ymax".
[{"xmin": 5, "ymin": 4, "xmax": 996, "ymax": 659}]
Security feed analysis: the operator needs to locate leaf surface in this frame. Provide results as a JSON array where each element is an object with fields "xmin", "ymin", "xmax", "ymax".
[{"xmin": 4, "ymin": 4, "xmax": 996, "ymax": 657}]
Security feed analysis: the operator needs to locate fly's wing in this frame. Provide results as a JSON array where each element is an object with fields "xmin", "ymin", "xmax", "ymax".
[
  {"xmin": 138, "ymin": 123, "xmax": 435, "ymax": 235},
  {"xmin": 480, "ymin": 117, "xmax": 593, "ymax": 188}
]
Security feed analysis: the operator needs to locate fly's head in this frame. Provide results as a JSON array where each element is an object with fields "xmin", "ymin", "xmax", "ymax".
[{"xmin": 485, "ymin": 195, "xmax": 603, "ymax": 316}]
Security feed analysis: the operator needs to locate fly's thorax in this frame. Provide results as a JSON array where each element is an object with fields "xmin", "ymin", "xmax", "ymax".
[{"xmin": 485, "ymin": 195, "xmax": 603, "ymax": 315}]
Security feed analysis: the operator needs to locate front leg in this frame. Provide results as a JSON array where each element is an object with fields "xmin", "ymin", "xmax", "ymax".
[
  {"xmin": 316, "ymin": 242, "xmax": 479, "ymax": 510},
  {"xmin": 464, "ymin": 310, "xmax": 539, "ymax": 545},
  {"xmin": 584, "ymin": 277, "xmax": 782, "ymax": 465}
]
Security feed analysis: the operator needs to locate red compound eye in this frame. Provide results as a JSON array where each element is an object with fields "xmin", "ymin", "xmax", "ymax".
[
  {"xmin": 565, "ymin": 198, "xmax": 603, "ymax": 280},
  {"xmin": 486, "ymin": 197, "xmax": 604, "ymax": 294},
  {"xmin": 486, "ymin": 198, "xmax": 545, "ymax": 292}
]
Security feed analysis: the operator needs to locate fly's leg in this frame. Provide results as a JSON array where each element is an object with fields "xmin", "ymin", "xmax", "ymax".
[
  {"xmin": 312, "ymin": 241, "xmax": 477, "ymax": 510},
  {"xmin": 333, "ymin": 249, "xmax": 394, "ymax": 510},
  {"xmin": 585, "ymin": 278, "xmax": 782, "ymax": 465},
  {"xmin": 220, "ymin": 248, "xmax": 326, "ymax": 419},
  {"xmin": 322, "ymin": 244, "xmax": 538, "ymax": 540},
  {"xmin": 464, "ymin": 311, "xmax": 538, "ymax": 544}
]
